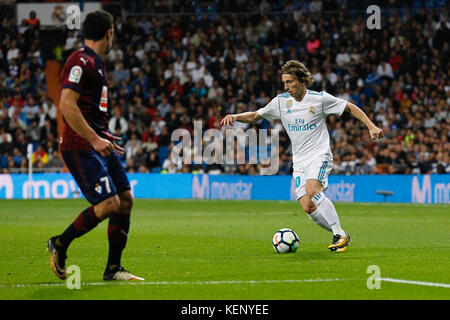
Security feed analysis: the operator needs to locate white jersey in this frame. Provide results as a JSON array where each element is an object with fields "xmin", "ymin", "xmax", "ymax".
[{"xmin": 257, "ymin": 90, "xmax": 347, "ymax": 170}]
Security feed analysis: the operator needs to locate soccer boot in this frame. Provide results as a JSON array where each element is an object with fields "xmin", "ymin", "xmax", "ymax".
[
  {"xmin": 328, "ymin": 233, "xmax": 351, "ymax": 252},
  {"xmin": 103, "ymin": 266, "xmax": 145, "ymax": 281},
  {"xmin": 46, "ymin": 236, "xmax": 67, "ymax": 280}
]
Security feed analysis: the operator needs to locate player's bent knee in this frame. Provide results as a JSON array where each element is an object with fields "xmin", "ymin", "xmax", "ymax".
[
  {"xmin": 109, "ymin": 196, "xmax": 121, "ymax": 213},
  {"xmin": 95, "ymin": 195, "xmax": 121, "ymax": 220},
  {"xmin": 119, "ymin": 191, "xmax": 133, "ymax": 214},
  {"xmin": 305, "ymin": 189, "xmax": 321, "ymax": 200},
  {"xmin": 305, "ymin": 180, "xmax": 323, "ymax": 198},
  {"xmin": 124, "ymin": 196, "xmax": 133, "ymax": 211}
]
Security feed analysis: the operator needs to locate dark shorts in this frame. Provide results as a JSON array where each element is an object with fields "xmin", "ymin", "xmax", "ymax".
[{"xmin": 62, "ymin": 150, "xmax": 131, "ymax": 205}]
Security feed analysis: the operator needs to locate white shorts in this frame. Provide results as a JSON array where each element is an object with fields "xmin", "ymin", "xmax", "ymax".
[{"xmin": 293, "ymin": 159, "xmax": 333, "ymax": 200}]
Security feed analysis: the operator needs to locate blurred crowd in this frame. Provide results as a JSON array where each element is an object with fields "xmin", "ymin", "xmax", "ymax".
[{"xmin": 0, "ymin": 0, "xmax": 449, "ymax": 175}]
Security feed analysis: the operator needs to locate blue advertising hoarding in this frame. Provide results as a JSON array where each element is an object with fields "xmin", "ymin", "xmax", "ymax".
[{"xmin": 0, "ymin": 173, "xmax": 449, "ymax": 204}]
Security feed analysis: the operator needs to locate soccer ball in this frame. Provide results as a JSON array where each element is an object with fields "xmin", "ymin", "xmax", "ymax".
[{"xmin": 272, "ymin": 228, "xmax": 300, "ymax": 253}]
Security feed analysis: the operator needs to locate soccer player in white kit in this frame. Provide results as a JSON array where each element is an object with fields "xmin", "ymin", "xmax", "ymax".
[{"xmin": 221, "ymin": 60, "xmax": 384, "ymax": 252}]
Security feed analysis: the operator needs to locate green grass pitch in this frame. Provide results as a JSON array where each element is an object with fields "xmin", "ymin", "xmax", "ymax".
[{"xmin": 0, "ymin": 199, "xmax": 448, "ymax": 300}]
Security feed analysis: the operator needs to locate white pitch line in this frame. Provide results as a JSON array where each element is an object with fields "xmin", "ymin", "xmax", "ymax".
[
  {"xmin": 378, "ymin": 278, "xmax": 450, "ymax": 288},
  {"xmin": 3, "ymin": 278, "xmax": 450, "ymax": 289},
  {"xmin": 0, "ymin": 278, "xmax": 348, "ymax": 289}
]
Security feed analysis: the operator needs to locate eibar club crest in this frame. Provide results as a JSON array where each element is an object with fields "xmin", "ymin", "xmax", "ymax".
[{"xmin": 309, "ymin": 106, "xmax": 316, "ymax": 114}]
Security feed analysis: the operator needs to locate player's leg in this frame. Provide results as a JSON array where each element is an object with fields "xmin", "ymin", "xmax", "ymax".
[
  {"xmin": 103, "ymin": 153, "xmax": 143, "ymax": 281},
  {"xmin": 308, "ymin": 161, "xmax": 350, "ymax": 252},
  {"xmin": 56, "ymin": 195, "xmax": 120, "ymax": 247},
  {"xmin": 47, "ymin": 150, "xmax": 119, "ymax": 280},
  {"xmin": 305, "ymin": 180, "xmax": 346, "ymax": 237},
  {"xmin": 298, "ymin": 180, "xmax": 331, "ymax": 232},
  {"xmin": 105, "ymin": 190, "xmax": 131, "ymax": 273},
  {"xmin": 294, "ymin": 171, "xmax": 331, "ymax": 232},
  {"xmin": 298, "ymin": 161, "xmax": 350, "ymax": 252},
  {"xmin": 106, "ymin": 190, "xmax": 132, "ymax": 270},
  {"xmin": 47, "ymin": 195, "xmax": 120, "ymax": 280}
]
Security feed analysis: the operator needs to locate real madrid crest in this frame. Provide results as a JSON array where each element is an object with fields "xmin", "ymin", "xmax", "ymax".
[
  {"xmin": 309, "ymin": 106, "xmax": 316, "ymax": 114},
  {"xmin": 286, "ymin": 99, "xmax": 293, "ymax": 109}
]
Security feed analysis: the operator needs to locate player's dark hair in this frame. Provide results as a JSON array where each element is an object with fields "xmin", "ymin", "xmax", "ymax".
[
  {"xmin": 282, "ymin": 60, "xmax": 314, "ymax": 87},
  {"xmin": 83, "ymin": 10, "xmax": 114, "ymax": 41}
]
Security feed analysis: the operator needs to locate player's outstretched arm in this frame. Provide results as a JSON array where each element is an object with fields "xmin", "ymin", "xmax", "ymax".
[
  {"xmin": 344, "ymin": 102, "xmax": 384, "ymax": 140},
  {"xmin": 59, "ymin": 88, "xmax": 123, "ymax": 157},
  {"xmin": 220, "ymin": 112, "xmax": 263, "ymax": 126}
]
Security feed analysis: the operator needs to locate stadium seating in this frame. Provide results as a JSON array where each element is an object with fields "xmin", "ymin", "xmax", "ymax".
[{"xmin": 0, "ymin": 0, "xmax": 448, "ymax": 175}]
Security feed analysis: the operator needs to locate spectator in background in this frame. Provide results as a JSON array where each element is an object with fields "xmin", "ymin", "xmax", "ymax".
[
  {"xmin": 108, "ymin": 43, "xmax": 124, "ymax": 61},
  {"xmin": 8, "ymin": 59, "xmax": 19, "ymax": 78},
  {"xmin": 168, "ymin": 76, "xmax": 183, "ymax": 97},
  {"xmin": 26, "ymin": 119, "xmax": 41, "ymax": 142},
  {"xmin": 147, "ymin": 150, "xmax": 160, "ymax": 171},
  {"xmin": 46, "ymin": 150, "xmax": 64, "ymax": 171},
  {"xmin": 42, "ymin": 97, "xmax": 57, "ymax": 120},
  {"xmin": 7, "ymin": 41, "xmax": 20, "ymax": 62},
  {"xmin": 336, "ymin": 47, "xmax": 351, "ymax": 67},
  {"xmin": 150, "ymin": 110, "xmax": 166, "ymax": 136},
  {"xmin": 65, "ymin": 30, "xmax": 78, "ymax": 51},
  {"xmin": 108, "ymin": 107, "xmax": 129, "ymax": 139},
  {"xmin": 12, "ymin": 147, "xmax": 23, "ymax": 167},
  {"xmin": 112, "ymin": 62, "xmax": 129, "ymax": 83},
  {"xmin": 157, "ymin": 96, "xmax": 171, "ymax": 118},
  {"xmin": 306, "ymin": 33, "xmax": 320, "ymax": 54},
  {"xmin": 0, "ymin": 128, "xmax": 13, "ymax": 154},
  {"xmin": 124, "ymin": 133, "xmax": 142, "ymax": 161},
  {"xmin": 25, "ymin": 10, "xmax": 40, "ymax": 31},
  {"xmin": 388, "ymin": 50, "xmax": 403, "ymax": 73},
  {"xmin": 377, "ymin": 59, "xmax": 394, "ymax": 81},
  {"xmin": 31, "ymin": 144, "xmax": 48, "ymax": 166}
]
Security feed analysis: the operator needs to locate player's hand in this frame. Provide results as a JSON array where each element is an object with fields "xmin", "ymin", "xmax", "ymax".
[
  {"xmin": 92, "ymin": 136, "xmax": 115, "ymax": 157},
  {"xmin": 113, "ymin": 141, "xmax": 124, "ymax": 156},
  {"xmin": 101, "ymin": 131, "xmax": 125, "ymax": 156},
  {"xmin": 220, "ymin": 115, "xmax": 237, "ymax": 126},
  {"xmin": 102, "ymin": 131, "xmax": 122, "ymax": 142},
  {"xmin": 369, "ymin": 126, "xmax": 384, "ymax": 140}
]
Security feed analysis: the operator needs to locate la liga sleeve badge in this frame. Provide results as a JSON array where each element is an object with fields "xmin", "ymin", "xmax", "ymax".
[{"xmin": 68, "ymin": 65, "xmax": 83, "ymax": 83}]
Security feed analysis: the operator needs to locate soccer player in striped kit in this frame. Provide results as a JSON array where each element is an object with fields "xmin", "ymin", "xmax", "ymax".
[{"xmin": 221, "ymin": 60, "xmax": 384, "ymax": 252}]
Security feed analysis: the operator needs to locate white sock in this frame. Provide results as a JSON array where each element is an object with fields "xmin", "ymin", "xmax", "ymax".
[
  {"xmin": 307, "ymin": 208, "xmax": 332, "ymax": 232},
  {"xmin": 311, "ymin": 192, "xmax": 346, "ymax": 236}
]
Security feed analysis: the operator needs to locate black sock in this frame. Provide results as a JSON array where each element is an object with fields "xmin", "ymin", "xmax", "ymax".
[
  {"xmin": 106, "ymin": 212, "xmax": 130, "ymax": 270},
  {"xmin": 58, "ymin": 206, "xmax": 100, "ymax": 250}
]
